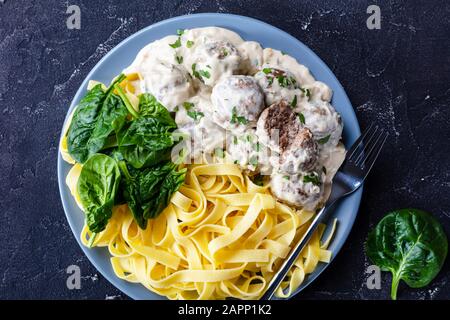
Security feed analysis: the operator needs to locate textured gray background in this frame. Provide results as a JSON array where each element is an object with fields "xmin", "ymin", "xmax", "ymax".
[{"xmin": 0, "ymin": 0, "xmax": 449, "ymax": 300}]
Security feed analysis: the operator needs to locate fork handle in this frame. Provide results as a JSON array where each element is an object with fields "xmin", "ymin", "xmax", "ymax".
[{"xmin": 260, "ymin": 204, "xmax": 333, "ymax": 300}]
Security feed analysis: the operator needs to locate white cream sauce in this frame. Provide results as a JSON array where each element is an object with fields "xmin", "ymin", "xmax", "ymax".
[{"xmin": 123, "ymin": 26, "xmax": 346, "ymax": 210}]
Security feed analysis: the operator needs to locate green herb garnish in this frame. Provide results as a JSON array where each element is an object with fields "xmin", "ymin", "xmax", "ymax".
[
  {"xmin": 183, "ymin": 102, "xmax": 194, "ymax": 110},
  {"xmin": 249, "ymin": 155, "xmax": 258, "ymax": 167},
  {"xmin": 301, "ymin": 87, "xmax": 311, "ymax": 99},
  {"xmin": 198, "ymin": 69, "xmax": 210, "ymax": 79},
  {"xmin": 230, "ymin": 107, "xmax": 249, "ymax": 125},
  {"xmin": 298, "ymin": 112, "xmax": 305, "ymax": 124},
  {"xmin": 318, "ymin": 134, "xmax": 331, "ymax": 144},
  {"xmin": 191, "ymin": 63, "xmax": 210, "ymax": 80},
  {"xmin": 214, "ymin": 148, "xmax": 225, "ymax": 158},
  {"xmin": 291, "ymin": 95, "xmax": 297, "ymax": 108},
  {"xmin": 187, "ymin": 110, "xmax": 205, "ymax": 121},
  {"xmin": 169, "ymin": 37, "xmax": 181, "ymax": 49},
  {"xmin": 186, "ymin": 40, "xmax": 194, "ymax": 48},
  {"xmin": 303, "ymin": 173, "xmax": 321, "ymax": 185}
]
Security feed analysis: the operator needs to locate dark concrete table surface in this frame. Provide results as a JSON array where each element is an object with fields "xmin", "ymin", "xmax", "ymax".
[{"xmin": 1, "ymin": 0, "xmax": 449, "ymax": 300}]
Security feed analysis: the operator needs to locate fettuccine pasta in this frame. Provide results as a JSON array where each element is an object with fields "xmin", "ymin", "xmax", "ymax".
[{"xmin": 74, "ymin": 163, "xmax": 336, "ymax": 299}]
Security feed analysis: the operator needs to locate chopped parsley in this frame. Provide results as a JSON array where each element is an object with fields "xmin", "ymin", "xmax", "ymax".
[
  {"xmin": 277, "ymin": 75, "xmax": 296, "ymax": 88},
  {"xmin": 281, "ymin": 51, "xmax": 287, "ymax": 55},
  {"xmin": 233, "ymin": 159, "xmax": 239, "ymax": 164},
  {"xmin": 301, "ymin": 87, "xmax": 311, "ymax": 99},
  {"xmin": 176, "ymin": 29, "xmax": 184, "ymax": 36},
  {"xmin": 277, "ymin": 75, "xmax": 287, "ymax": 87},
  {"xmin": 249, "ymin": 155, "xmax": 259, "ymax": 167},
  {"xmin": 318, "ymin": 134, "xmax": 331, "ymax": 145},
  {"xmin": 191, "ymin": 63, "xmax": 210, "ymax": 80},
  {"xmin": 169, "ymin": 37, "xmax": 181, "ymax": 49},
  {"xmin": 186, "ymin": 40, "xmax": 194, "ymax": 48},
  {"xmin": 230, "ymin": 107, "xmax": 249, "ymax": 125},
  {"xmin": 214, "ymin": 148, "xmax": 225, "ymax": 158},
  {"xmin": 262, "ymin": 67, "xmax": 272, "ymax": 74},
  {"xmin": 175, "ymin": 55, "xmax": 183, "ymax": 64},
  {"xmin": 198, "ymin": 69, "xmax": 210, "ymax": 79},
  {"xmin": 303, "ymin": 173, "xmax": 321, "ymax": 186},
  {"xmin": 221, "ymin": 49, "xmax": 229, "ymax": 57},
  {"xmin": 267, "ymin": 77, "xmax": 274, "ymax": 86},
  {"xmin": 187, "ymin": 110, "xmax": 205, "ymax": 121},
  {"xmin": 291, "ymin": 95, "xmax": 297, "ymax": 108},
  {"xmin": 233, "ymin": 136, "xmax": 238, "ymax": 144},
  {"xmin": 255, "ymin": 142, "xmax": 261, "ymax": 152},
  {"xmin": 283, "ymin": 175, "xmax": 290, "ymax": 180},
  {"xmin": 183, "ymin": 102, "xmax": 194, "ymax": 110},
  {"xmin": 298, "ymin": 112, "xmax": 305, "ymax": 124}
]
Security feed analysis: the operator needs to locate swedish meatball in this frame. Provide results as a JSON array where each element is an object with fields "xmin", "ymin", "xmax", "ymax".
[
  {"xmin": 270, "ymin": 171, "xmax": 324, "ymax": 211},
  {"xmin": 256, "ymin": 100, "xmax": 301, "ymax": 153},
  {"xmin": 298, "ymin": 100, "xmax": 343, "ymax": 147},
  {"xmin": 211, "ymin": 75, "xmax": 265, "ymax": 133},
  {"xmin": 254, "ymin": 65, "xmax": 300, "ymax": 105},
  {"xmin": 141, "ymin": 61, "xmax": 194, "ymax": 111},
  {"xmin": 186, "ymin": 39, "xmax": 242, "ymax": 87},
  {"xmin": 271, "ymin": 127, "xmax": 319, "ymax": 174}
]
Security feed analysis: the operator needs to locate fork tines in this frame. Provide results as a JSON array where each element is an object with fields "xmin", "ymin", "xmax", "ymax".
[{"xmin": 347, "ymin": 124, "xmax": 389, "ymax": 170}]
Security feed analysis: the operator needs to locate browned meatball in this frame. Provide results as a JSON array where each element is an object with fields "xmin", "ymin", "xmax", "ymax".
[
  {"xmin": 276, "ymin": 127, "xmax": 318, "ymax": 174},
  {"xmin": 256, "ymin": 101, "xmax": 319, "ymax": 174},
  {"xmin": 256, "ymin": 100, "xmax": 301, "ymax": 153}
]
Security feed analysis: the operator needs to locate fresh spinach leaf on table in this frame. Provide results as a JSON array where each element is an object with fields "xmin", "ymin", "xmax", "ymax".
[
  {"xmin": 365, "ymin": 208, "xmax": 448, "ymax": 299},
  {"xmin": 77, "ymin": 154, "xmax": 121, "ymax": 233}
]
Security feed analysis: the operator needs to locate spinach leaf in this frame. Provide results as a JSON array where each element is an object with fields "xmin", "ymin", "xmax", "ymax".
[
  {"xmin": 143, "ymin": 164, "xmax": 186, "ymax": 220},
  {"xmin": 116, "ymin": 94, "xmax": 177, "ymax": 169},
  {"xmin": 67, "ymin": 74, "xmax": 126, "ymax": 163},
  {"xmin": 67, "ymin": 85, "xmax": 106, "ymax": 163},
  {"xmin": 77, "ymin": 154, "xmax": 121, "ymax": 233},
  {"xmin": 118, "ymin": 161, "xmax": 186, "ymax": 228},
  {"xmin": 366, "ymin": 209, "xmax": 448, "ymax": 299},
  {"xmin": 86, "ymin": 93, "xmax": 128, "ymax": 154},
  {"xmin": 117, "ymin": 117, "xmax": 175, "ymax": 168},
  {"xmin": 138, "ymin": 93, "xmax": 176, "ymax": 127}
]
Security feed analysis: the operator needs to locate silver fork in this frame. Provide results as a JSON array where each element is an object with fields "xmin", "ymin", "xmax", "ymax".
[{"xmin": 260, "ymin": 124, "xmax": 388, "ymax": 300}]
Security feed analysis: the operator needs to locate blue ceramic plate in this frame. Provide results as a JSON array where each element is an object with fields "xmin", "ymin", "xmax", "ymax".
[{"xmin": 58, "ymin": 13, "xmax": 362, "ymax": 300}]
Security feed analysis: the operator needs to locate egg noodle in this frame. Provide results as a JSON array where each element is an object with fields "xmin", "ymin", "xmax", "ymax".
[{"xmin": 65, "ymin": 159, "xmax": 336, "ymax": 300}]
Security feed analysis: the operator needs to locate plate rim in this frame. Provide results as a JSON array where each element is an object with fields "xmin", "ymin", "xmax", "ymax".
[{"xmin": 57, "ymin": 12, "xmax": 362, "ymax": 300}]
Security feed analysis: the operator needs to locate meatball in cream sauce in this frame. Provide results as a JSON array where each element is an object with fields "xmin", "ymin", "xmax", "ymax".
[{"xmin": 211, "ymin": 75, "xmax": 265, "ymax": 133}]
